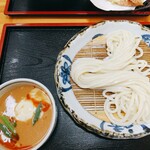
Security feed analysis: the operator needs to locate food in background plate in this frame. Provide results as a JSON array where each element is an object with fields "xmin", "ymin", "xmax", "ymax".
[
  {"xmin": 71, "ymin": 30, "xmax": 150, "ymax": 126},
  {"xmin": 0, "ymin": 85, "xmax": 52, "ymax": 149},
  {"xmin": 108, "ymin": 0, "xmax": 144, "ymax": 6}
]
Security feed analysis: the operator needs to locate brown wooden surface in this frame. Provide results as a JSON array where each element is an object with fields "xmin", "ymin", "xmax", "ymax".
[{"xmin": 0, "ymin": 0, "xmax": 150, "ymax": 40}]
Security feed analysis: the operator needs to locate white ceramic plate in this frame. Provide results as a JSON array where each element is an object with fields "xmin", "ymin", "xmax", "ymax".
[
  {"xmin": 55, "ymin": 20, "xmax": 150, "ymax": 139},
  {"xmin": 90, "ymin": 0, "xmax": 146, "ymax": 11}
]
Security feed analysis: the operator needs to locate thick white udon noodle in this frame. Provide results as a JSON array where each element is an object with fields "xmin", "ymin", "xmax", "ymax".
[{"xmin": 71, "ymin": 30, "xmax": 150, "ymax": 126}]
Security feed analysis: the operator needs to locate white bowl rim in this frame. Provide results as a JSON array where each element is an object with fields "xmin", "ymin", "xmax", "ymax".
[{"xmin": 0, "ymin": 78, "xmax": 57, "ymax": 150}]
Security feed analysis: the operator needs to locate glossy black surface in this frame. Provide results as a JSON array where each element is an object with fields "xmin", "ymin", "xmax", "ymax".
[
  {"xmin": 8, "ymin": 0, "xmax": 98, "ymax": 11},
  {"xmin": 1, "ymin": 26, "xmax": 150, "ymax": 150},
  {"xmin": 8, "ymin": 0, "xmax": 150, "ymax": 11}
]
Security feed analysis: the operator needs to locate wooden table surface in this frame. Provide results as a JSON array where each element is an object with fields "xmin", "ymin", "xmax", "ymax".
[{"xmin": 0, "ymin": 0, "xmax": 150, "ymax": 39}]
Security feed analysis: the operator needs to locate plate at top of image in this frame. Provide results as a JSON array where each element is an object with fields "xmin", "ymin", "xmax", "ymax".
[{"xmin": 90, "ymin": 0, "xmax": 150, "ymax": 11}]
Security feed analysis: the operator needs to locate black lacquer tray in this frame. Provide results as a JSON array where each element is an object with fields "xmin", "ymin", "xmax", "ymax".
[
  {"xmin": 4, "ymin": 0, "xmax": 150, "ymax": 16},
  {"xmin": 1, "ymin": 24, "xmax": 150, "ymax": 150}
]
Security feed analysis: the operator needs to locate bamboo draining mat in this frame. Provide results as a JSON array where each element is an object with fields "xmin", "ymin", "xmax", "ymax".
[{"xmin": 70, "ymin": 36, "xmax": 150, "ymax": 123}]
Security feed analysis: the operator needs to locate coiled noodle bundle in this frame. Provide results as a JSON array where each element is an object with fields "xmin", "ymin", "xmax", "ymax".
[{"xmin": 71, "ymin": 30, "xmax": 150, "ymax": 126}]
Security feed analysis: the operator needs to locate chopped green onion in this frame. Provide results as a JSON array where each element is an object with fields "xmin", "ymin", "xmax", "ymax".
[
  {"xmin": 0, "ymin": 116, "xmax": 16, "ymax": 135},
  {"xmin": 32, "ymin": 102, "xmax": 42, "ymax": 125},
  {"xmin": 0, "ymin": 123, "xmax": 12, "ymax": 138},
  {"xmin": 12, "ymin": 121, "xmax": 17, "ymax": 128}
]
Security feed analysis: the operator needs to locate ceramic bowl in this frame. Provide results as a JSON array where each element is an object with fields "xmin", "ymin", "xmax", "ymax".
[{"xmin": 0, "ymin": 78, "xmax": 57, "ymax": 149}]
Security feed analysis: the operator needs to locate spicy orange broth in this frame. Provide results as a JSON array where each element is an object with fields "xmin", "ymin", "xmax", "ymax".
[{"xmin": 0, "ymin": 85, "xmax": 53, "ymax": 150}]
